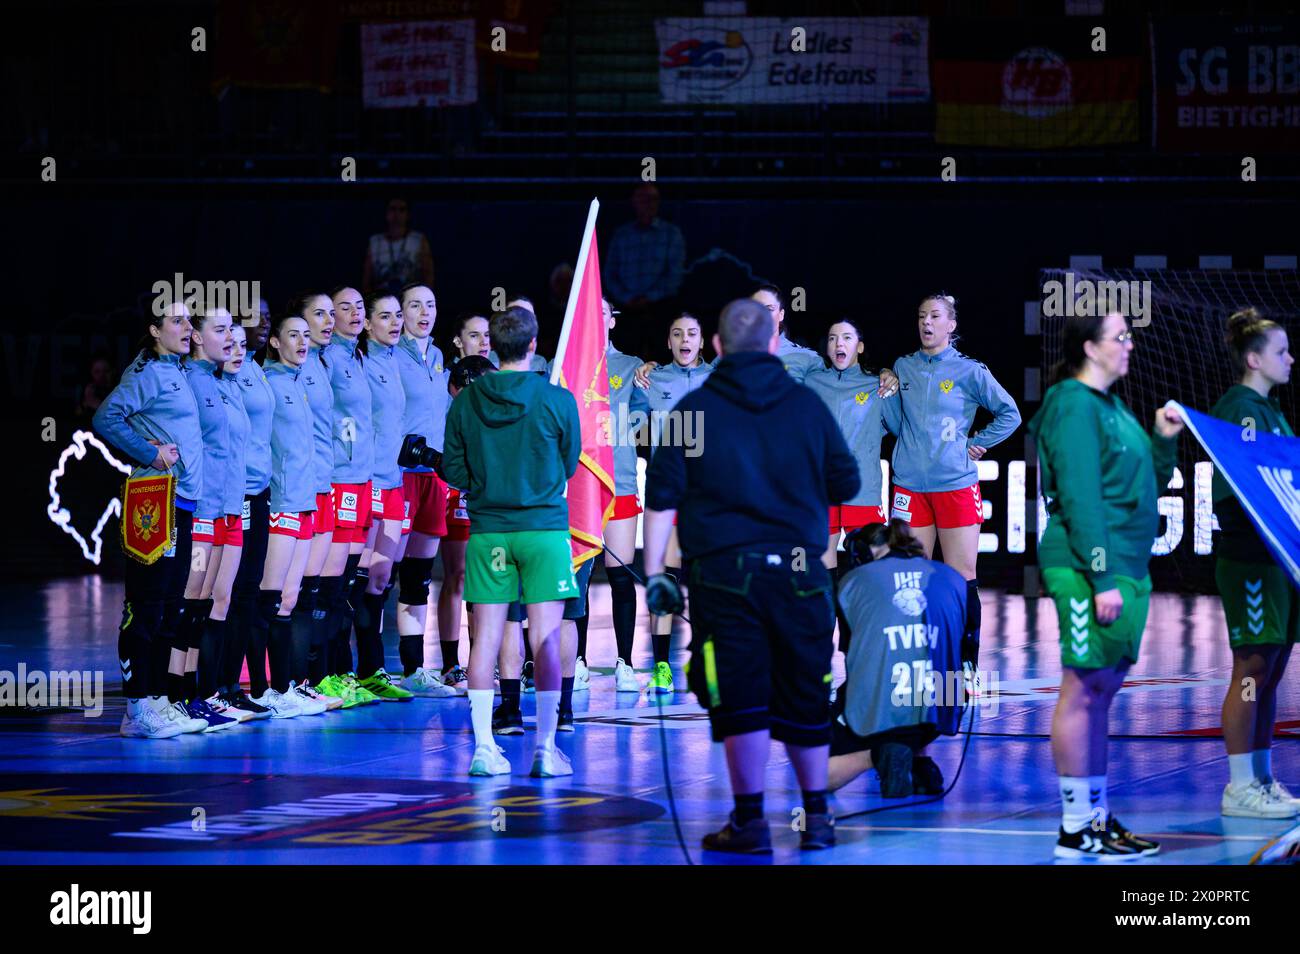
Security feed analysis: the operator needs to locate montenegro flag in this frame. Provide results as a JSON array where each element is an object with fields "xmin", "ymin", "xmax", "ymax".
[{"xmin": 551, "ymin": 200, "xmax": 616, "ymax": 569}]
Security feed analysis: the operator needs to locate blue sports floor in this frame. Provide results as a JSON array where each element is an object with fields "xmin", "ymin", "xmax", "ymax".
[{"xmin": 1, "ymin": 578, "xmax": 1296, "ymax": 865}]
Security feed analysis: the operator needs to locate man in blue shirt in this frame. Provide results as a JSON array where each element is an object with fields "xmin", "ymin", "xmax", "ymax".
[{"xmin": 604, "ymin": 183, "xmax": 685, "ymax": 357}]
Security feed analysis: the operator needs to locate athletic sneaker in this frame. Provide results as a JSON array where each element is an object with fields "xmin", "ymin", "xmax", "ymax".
[
  {"xmin": 301, "ymin": 680, "xmax": 344, "ymax": 711},
  {"xmin": 119, "ymin": 698, "xmax": 183, "ymax": 739},
  {"xmin": 220, "ymin": 690, "xmax": 270, "ymax": 720},
  {"xmin": 253, "ymin": 687, "xmax": 301, "ymax": 719},
  {"xmin": 912, "ymin": 754, "xmax": 945, "ymax": 795},
  {"xmin": 204, "ymin": 694, "xmax": 250, "ymax": 723},
  {"xmin": 530, "ymin": 744, "xmax": 573, "ymax": 778},
  {"xmin": 318, "ymin": 674, "xmax": 367, "ymax": 709},
  {"xmin": 574, "ymin": 659, "xmax": 590, "ymax": 692},
  {"xmin": 1250, "ymin": 819, "xmax": 1300, "ymax": 865},
  {"xmin": 649, "ymin": 661, "xmax": 674, "ymax": 695},
  {"xmin": 439, "ymin": 665, "xmax": 469, "ymax": 696},
  {"xmin": 558, "ymin": 710, "xmax": 575, "ymax": 733},
  {"xmin": 800, "ymin": 812, "xmax": 836, "ymax": 850},
  {"xmin": 1266, "ymin": 780, "xmax": 1300, "ymax": 808},
  {"xmin": 522, "ymin": 661, "xmax": 535, "ymax": 693},
  {"xmin": 1222, "ymin": 779, "xmax": 1298, "ymax": 818},
  {"xmin": 702, "ymin": 815, "xmax": 773, "ymax": 855},
  {"xmin": 1054, "ymin": 823, "xmax": 1147, "ymax": 861},
  {"xmin": 289, "ymin": 681, "xmax": 328, "ymax": 715},
  {"xmin": 1108, "ymin": 817, "xmax": 1159, "ymax": 856},
  {"xmin": 339, "ymin": 673, "xmax": 382, "ymax": 706},
  {"xmin": 400, "ymin": 666, "xmax": 458, "ymax": 698},
  {"xmin": 186, "ymin": 699, "xmax": 240, "ymax": 733},
  {"xmin": 359, "ymin": 668, "xmax": 415, "ymax": 702},
  {"xmin": 493, "ymin": 703, "xmax": 524, "ymax": 736},
  {"xmin": 469, "ymin": 742, "xmax": 511, "ymax": 777},
  {"xmin": 874, "ymin": 742, "xmax": 914, "ymax": 798},
  {"xmin": 160, "ymin": 698, "xmax": 208, "ymax": 733},
  {"xmin": 615, "ymin": 659, "xmax": 640, "ymax": 693}
]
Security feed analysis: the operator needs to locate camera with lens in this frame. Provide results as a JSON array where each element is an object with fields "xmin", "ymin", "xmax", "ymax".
[{"xmin": 399, "ymin": 434, "xmax": 442, "ymax": 473}]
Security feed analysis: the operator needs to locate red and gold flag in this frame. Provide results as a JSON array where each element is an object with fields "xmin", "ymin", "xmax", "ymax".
[
  {"xmin": 121, "ymin": 472, "xmax": 176, "ymax": 565},
  {"xmin": 551, "ymin": 200, "xmax": 615, "ymax": 569}
]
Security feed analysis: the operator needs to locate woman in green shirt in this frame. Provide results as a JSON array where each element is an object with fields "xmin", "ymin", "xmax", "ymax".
[
  {"xmin": 1213, "ymin": 307, "xmax": 1298, "ymax": 820},
  {"xmin": 1029, "ymin": 310, "xmax": 1183, "ymax": 860}
]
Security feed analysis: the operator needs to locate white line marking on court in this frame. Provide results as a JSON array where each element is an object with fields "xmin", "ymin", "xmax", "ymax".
[{"xmin": 833, "ymin": 825, "xmax": 1269, "ymax": 842}]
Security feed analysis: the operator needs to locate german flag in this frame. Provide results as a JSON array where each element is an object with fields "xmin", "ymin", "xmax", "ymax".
[{"xmin": 933, "ymin": 18, "xmax": 1141, "ymax": 148}]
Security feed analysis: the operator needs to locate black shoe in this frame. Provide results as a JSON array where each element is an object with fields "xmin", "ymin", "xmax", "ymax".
[
  {"xmin": 874, "ymin": 742, "xmax": 914, "ymax": 798},
  {"xmin": 522, "ymin": 661, "xmax": 535, "ymax": 693},
  {"xmin": 557, "ymin": 709, "xmax": 575, "ymax": 733},
  {"xmin": 702, "ymin": 814, "xmax": 772, "ymax": 855},
  {"xmin": 221, "ymin": 690, "xmax": 270, "ymax": 720},
  {"xmin": 1108, "ymin": 816, "xmax": 1160, "ymax": 856},
  {"xmin": 1054, "ymin": 823, "xmax": 1147, "ymax": 861},
  {"xmin": 800, "ymin": 812, "xmax": 836, "ymax": 850},
  {"xmin": 912, "ymin": 755, "xmax": 945, "ymax": 795},
  {"xmin": 492, "ymin": 703, "xmax": 523, "ymax": 736}
]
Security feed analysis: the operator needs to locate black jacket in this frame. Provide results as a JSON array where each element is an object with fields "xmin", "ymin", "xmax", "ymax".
[{"xmin": 646, "ymin": 350, "xmax": 860, "ymax": 561}]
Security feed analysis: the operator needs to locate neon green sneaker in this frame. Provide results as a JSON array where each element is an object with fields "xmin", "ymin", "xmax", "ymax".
[
  {"xmin": 649, "ymin": 661, "xmax": 674, "ymax": 695},
  {"xmin": 359, "ymin": 668, "xmax": 414, "ymax": 702},
  {"xmin": 339, "ymin": 673, "xmax": 381, "ymax": 706}
]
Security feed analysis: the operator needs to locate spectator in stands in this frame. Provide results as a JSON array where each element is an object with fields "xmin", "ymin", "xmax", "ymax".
[
  {"xmin": 363, "ymin": 197, "xmax": 435, "ymax": 296},
  {"xmin": 605, "ymin": 183, "xmax": 685, "ymax": 355},
  {"xmin": 75, "ymin": 352, "xmax": 115, "ymax": 425}
]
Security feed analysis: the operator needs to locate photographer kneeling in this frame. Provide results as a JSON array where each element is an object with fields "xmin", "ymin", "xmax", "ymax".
[{"xmin": 829, "ymin": 519, "xmax": 973, "ymax": 796}]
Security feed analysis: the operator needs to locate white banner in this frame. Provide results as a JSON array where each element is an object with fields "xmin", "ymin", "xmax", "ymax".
[
  {"xmin": 656, "ymin": 17, "xmax": 930, "ymax": 104},
  {"xmin": 361, "ymin": 20, "xmax": 478, "ymax": 109}
]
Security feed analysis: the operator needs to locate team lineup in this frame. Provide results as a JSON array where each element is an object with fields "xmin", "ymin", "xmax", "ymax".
[{"xmin": 91, "ymin": 278, "xmax": 1297, "ymax": 858}]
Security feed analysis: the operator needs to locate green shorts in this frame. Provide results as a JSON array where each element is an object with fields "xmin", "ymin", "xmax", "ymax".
[
  {"xmin": 1216, "ymin": 557, "xmax": 1300, "ymax": 649},
  {"xmin": 1041, "ymin": 567, "xmax": 1152, "ymax": 670},
  {"xmin": 464, "ymin": 529, "xmax": 577, "ymax": 605}
]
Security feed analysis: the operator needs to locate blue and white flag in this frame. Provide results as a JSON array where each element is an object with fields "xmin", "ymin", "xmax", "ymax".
[{"xmin": 1175, "ymin": 402, "xmax": 1300, "ymax": 587}]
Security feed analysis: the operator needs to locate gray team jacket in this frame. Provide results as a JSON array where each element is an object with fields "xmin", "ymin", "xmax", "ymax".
[
  {"xmin": 186, "ymin": 359, "xmax": 249, "ymax": 519},
  {"xmin": 93, "ymin": 351, "xmax": 204, "ymax": 504},
  {"xmin": 886, "ymin": 346, "xmax": 1021, "ymax": 492},
  {"xmin": 301, "ymin": 346, "xmax": 335, "ymax": 495},
  {"xmin": 776, "ymin": 333, "xmax": 825, "ymax": 382},
  {"xmin": 234, "ymin": 360, "xmax": 274, "ymax": 496},
  {"xmin": 365, "ymin": 340, "xmax": 408, "ymax": 491},
  {"xmin": 324, "ymin": 335, "xmax": 375, "ymax": 485},
  {"xmin": 629, "ymin": 360, "xmax": 713, "ymax": 459},
  {"xmin": 397, "ymin": 334, "xmax": 450, "ymax": 465},
  {"xmin": 804, "ymin": 365, "xmax": 894, "ymax": 510},
  {"xmin": 262, "ymin": 360, "xmax": 318, "ymax": 514}
]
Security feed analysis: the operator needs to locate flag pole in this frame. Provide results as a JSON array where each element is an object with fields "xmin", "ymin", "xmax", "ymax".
[{"xmin": 550, "ymin": 197, "xmax": 600, "ymax": 386}]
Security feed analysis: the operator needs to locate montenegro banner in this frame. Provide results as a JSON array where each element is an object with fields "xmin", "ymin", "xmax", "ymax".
[
  {"xmin": 1176, "ymin": 402, "xmax": 1300, "ymax": 588},
  {"xmin": 933, "ymin": 18, "xmax": 1140, "ymax": 147},
  {"xmin": 121, "ymin": 472, "xmax": 176, "ymax": 565},
  {"xmin": 551, "ymin": 200, "xmax": 616, "ymax": 569}
]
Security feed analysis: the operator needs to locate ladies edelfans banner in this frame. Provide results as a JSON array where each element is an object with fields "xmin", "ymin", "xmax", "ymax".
[
  {"xmin": 1151, "ymin": 17, "xmax": 1300, "ymax": 152},
  {"xmin": 933, "ymin": 18, "xmax": 1140, "ymax": 147},
  {"xmin": 656, "ymin": 17, "xmax": 929, "ymax": 104},
  {"xmin": 361, "ymin": 20, "xmax": 479, "ymax": 108}
]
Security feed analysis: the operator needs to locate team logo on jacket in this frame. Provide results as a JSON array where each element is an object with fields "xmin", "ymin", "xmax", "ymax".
[
  {"xmin": 892, "ymin": 586, "xmax": 927, "ymax": 617},
  {"xmin": 940, "ymin": 379, "xmax": 955, "ymax": 393},
  {"xmin": 854, "ymin": 391, "xmax": 869, "ymax": 405},
  {"xmin": 610, "ymin": 375, "xmax": 623, "ymax": 391}
]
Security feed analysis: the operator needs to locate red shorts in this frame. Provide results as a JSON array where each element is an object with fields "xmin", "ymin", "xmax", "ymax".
[
  {"xmin": 269, "ymin": 510, "xmax": 316, "ymax": 540},
  {"xmin": 313, "ymin": 492, "xmax": 336, "ymax": 535},
  {"xmin": 370, "ymin": 484, "xmax": 409, "ymax": 536},
  {"xmin": 193, "ymin": 514, "xmax": 243, "ymax": 547},
  {"xmin": 402, "ymin": 471, "xmax": 448, "ymax": 537},
  {"xmin": 829, "ymin": 504, "xmax": 887, "ymax": 534},
  {"xmin": 890, "ymin": 483, "xmax": 984, "ymax": 530},
  {"xmin": 331, "ymin": 482, "xmax": 372, "ymax": 544},
  {"xmin": 445, "ymin": 489, "xmax": 470, "ymax": 542},
  {"xmin": 612, "ymin": 493, "xmax": 642, "ymax": 521}
]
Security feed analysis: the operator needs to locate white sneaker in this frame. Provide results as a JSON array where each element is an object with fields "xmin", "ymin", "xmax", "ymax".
[
  {"xmin": 254, "ymin": 688, "xmax": 301, "ymax": 719},
  {"xmin": 306, "ymin": 681, "xmax": 345, "ymax": 710},
  {"xmin": 1222, "ymin": 780, "xmax": 1299, "ymax": 819},
  {"xmin": 400, "ymin": 666, "xmax": 458, "ymax": 698},
  {"xmin": 289, "ymin": 681, "xmax": 328, "ymax": 716},
  {"xmin": 530, "ymin": 744, "xmax": 573, "ymax": 778},
  {"xmin": 120, "ymin": 698, "xmax": 182, "ymax": 739},
  {"xmin": 159, "ymin": 697, "xmax": 207, "ymax": 733},
  {"xmin": 574, "ymin": 659, "xmax": 591, "ymax": 692},
  {"xmin": 469, "ymin": 742, "xmax": 511, "ymax": 776},
  {"xmin": 614, "ymin": 659, "xmax": 640, "ymax": 693},
  {"xmin": 1265, "ymin": 780, "xmax": 1300, "ymax": 808},
  {"xmin": 206, "ymin": 693, "xmax": 251, "ymax": 723}
]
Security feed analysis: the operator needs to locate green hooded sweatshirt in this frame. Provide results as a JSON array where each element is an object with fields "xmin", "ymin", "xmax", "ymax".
[
  {"xmin": 1028, "ymin": 378, "xmax": 1178, "ymax": 592},
  {"xmin": 442, "ymin": 369, "xmax": 581, "ymax": 533},
  {"xmin": 1210, "ymin": 383, "xmax": 1294, "ymax": 562}
]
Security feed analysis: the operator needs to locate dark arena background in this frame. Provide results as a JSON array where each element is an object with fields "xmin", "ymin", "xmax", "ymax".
[{"xmin": 2, "ymin": 0, "xmax": 1299, "ymax": 928}]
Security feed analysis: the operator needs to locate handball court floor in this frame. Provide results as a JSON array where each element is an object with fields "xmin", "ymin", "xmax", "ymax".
[{"xmin": 1, "ymin": 576, "xmax": 1297, "ymax": 866}]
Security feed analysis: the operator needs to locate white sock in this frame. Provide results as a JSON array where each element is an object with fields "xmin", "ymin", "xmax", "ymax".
[
  {"xmin": 1251, "ymin": 748, "xmax": 1273, "ymax": 784},
  {"xmin": 468, "ymin": 690, "xmax": 494, "ymax": 749},
  {"xmin": 1059, "ymin": 776, "xmax": 1092, "ymax": 834},
  {"xmin": 535, "ymin": 689, "xmax": 560, "ymax": 750},
  {"xmin": 1228, "ymin": 752, "xmax": 1255, "ymax": 786},
  {"xmin": 1088, "ymin": 774, "xmax": 1108, "ymax": 823}
]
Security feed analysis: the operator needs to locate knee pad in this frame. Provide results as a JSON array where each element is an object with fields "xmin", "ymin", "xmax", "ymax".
[
  {"xmin": 398, "ymin": 556, "xmax": 435, "ymax": 606},
  {"xmin": 606, "ymin": 563, "xmax": 636, "ymax": 600}
]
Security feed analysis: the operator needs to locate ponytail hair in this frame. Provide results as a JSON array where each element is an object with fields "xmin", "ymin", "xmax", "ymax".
[
  {"xmin": 847, "ymin": 517, "xmax": 926, "ymax": 565},
  {"xmin": 1225, "ymin": 306, "xmax": 1282, "ymax": 376},
  {"xmin": 1049, "ymin": 311, "xmax": 1112, "ymax": 386}
]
